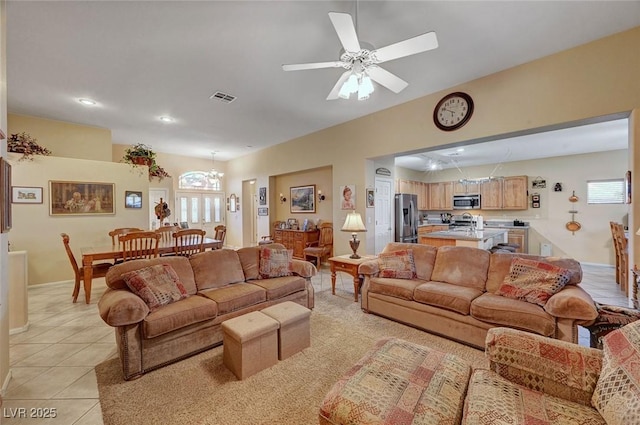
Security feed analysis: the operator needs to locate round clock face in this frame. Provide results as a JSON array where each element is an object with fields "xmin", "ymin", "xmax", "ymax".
[{"xmin": 433, "ymin": 92, "xmax": 474, "ymax": 131}]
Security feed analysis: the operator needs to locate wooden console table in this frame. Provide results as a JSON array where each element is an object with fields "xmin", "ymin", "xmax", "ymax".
[
  {"xmin": 273, "ymin": 229, "xmax": 319, "ymax": 259},
  {"xmin": 328, "ymin": 255, "xmax": 377, "ymax": 302}
]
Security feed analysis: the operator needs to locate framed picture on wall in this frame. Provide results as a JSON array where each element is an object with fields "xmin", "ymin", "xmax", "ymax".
[
  {"xmin": 259, "ymin": 187, "xmax": 267, "ymax": 205},
  {"xmin": 49, "ymin": 180, "xmax": 115, "ymax": 215},
  {"xmin": 12, "ymin": 186, "xmax": 43, "ymax": 204},
  {"xmin": 366, "ymin": 188, "xmax": 375, "ymax": 208},
  {"xmin": 125, "ymin": 190, "xmax": 143, "ymax": 208},
  {"xmin": 1, "ymin": 158, "xmax": 12, "ymax": 232},
  {"xmin": 340, "ymin": 184, "xmax": 356, "ymax": 210},
  {"xmin": 258, "ymin": 207, "xmax": 268, "ymax": 216},
  {"xmin": 290, "ymin": 185, "xmax": 315, "ymax": 213},
  {"xmin": 625, "ymin": 170, "xmax": 632, "ymax": 204}
]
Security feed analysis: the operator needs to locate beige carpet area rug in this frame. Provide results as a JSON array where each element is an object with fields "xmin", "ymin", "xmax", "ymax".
[{"xmin": 96, "ymin": 290, "xmax": 488, "ymax": 425}]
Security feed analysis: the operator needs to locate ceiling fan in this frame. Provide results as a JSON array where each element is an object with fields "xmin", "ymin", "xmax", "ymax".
[{"xmin": 282, "ymin": 11, "xmax": 438, "ymax": 100}]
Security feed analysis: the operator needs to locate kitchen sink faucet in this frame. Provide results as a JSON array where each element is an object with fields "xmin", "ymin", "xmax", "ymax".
[{"xmin": 461, "ymin": 212, "xmax": 476, "ymax": 232}]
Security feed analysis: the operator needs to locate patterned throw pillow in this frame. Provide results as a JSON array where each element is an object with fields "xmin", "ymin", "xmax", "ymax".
[
  {"xmin": 496, "ymin": 257, "xmax": 571, "ymax": 306},
  {"xmin": 592, "ymin": 320, "xmax": 640, "ymax": 424},
  {"xmin": 122, "ymin": 264, "xmax": 188, "ymax": 310},
  {"xmin": 259, "ymin": 247, "xmax": 293, "ymax": 278},
  {"xmin": 378, "ymin": 249, "xmax": 417, "ymax": 279}
]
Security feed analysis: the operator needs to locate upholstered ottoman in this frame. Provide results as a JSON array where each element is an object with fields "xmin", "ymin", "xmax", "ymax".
[
  {"xmin": 319, "ymin": 337, "xmax": 472, "ymax": 425},
  {"xmin": 221, "ymin": 311, "xmax": 279, "ymax": 380},
  {"xmin": 261, "ymin": 301, "xmax": 311, "ymax": 360}
]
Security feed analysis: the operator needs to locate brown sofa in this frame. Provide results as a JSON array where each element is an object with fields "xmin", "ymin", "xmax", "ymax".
[
  {"xmin": 98, "ymin": 244, "xmax": 315, "ymax": 380},
  {"xmin": 359, "ymin": 243, "xmax": 598, "ymax": 349}
]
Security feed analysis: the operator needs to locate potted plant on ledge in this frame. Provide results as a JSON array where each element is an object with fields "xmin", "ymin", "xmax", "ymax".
[
  {"xmin": 8, "ymin": 132, "xmax": 52, "ymax": 161},
  {"xmin": 122, "ymin": 143, "xmax": 171, "ymax": 181}
]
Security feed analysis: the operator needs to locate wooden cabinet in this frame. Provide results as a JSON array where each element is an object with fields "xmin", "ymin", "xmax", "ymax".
[
  {"xmin": 417, "ymin": 182, "xmax": 429, "ymax": 210},
  {"xmin": 273, "ymin": 229, "xmax": 319, "ymax": 259},
  {"xmin": 480, "ymin": 176, "xmax": 528, "ymax": 210},
  {"xmin": 507, "ymin": 228, "xmax": 528, "ymax": 254},
  {"xmin": 397, "ymin": 179, "xmax": 416, "ymax": 194},
  {"xmin": 428, "ymin": 182, "xmax": 453, "ymax": 210},
  {"xmin": 418, "ymin": 225, "xmax": 448, "ymax": 237},
  {"xmin": 453, "ymin": 181, "xmax": 480, "ymax": 195}
]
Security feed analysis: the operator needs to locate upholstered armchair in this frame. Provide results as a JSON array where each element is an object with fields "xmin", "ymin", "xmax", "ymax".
[{"xmin": 462, "ymin": 320, "xmax": 640, "ymax": 424}]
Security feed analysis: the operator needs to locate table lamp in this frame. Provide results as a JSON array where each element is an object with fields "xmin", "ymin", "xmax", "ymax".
[{"xmin": 341, "ymin": 211, "xmax": 367, "ymax": 258}]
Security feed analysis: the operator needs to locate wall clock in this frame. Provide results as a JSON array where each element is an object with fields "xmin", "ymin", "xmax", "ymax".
[{"xmin": 433, "ymin": 92, "xmax": 474, "ymax": 131}]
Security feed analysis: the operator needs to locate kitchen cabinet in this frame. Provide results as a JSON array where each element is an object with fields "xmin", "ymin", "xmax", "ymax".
[
  {"xmin": 480, "ymin": 176, "xmax": 528, "ymax": 210},
  {"xmin": 418, "ymin": 225, "xmax": 449, "ymax": 237},
  {"xmin": 428, "ymin": 181, "xmax": 453, "ymax": 210},
  {"xmin": 417, "ymin": 182, "xmax": 429, "ymax": 210},
  {"xmin": 507, "ymin": 228, "xmax": 527, "ymax": 253},
  {"xmin": 453, "ymin": 181, "xmax": 480, "ymax": 195},
  {"xmin": 273, "ymin": 229, "xmax": 319, "ymax": 259},
  {"xmin": 397, "ymin": 179, "xmax": 416, "ymax": 195}
]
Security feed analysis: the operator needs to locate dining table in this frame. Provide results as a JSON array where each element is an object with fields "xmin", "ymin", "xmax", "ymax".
[{"xmin": 80, "ymin": 237, "xmax": 222, "ymax": 304}]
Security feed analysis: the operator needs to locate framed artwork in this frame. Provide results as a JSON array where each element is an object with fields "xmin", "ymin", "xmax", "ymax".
[
  {"xmin": 340, "ymin": 184, "xmax": 356, "ymax": 210},
  {"xmin": 258, "ymin": 207, "xmax": 268, "ymax": 216},
  {"xmin": 1, "ymin": 158, "xmax": 12, "ymax": 232},
  {"xmin": 366, "ymin": 188, "xmax": 375, "ymax": 208},
  {"xmin": 125, "ymin": 190, "xmax": 143, "ymax": 209},
  {"xmin": 229, "ymin": 194, "xmax": 237, "ymax": 212},
  {"xmin": 12, "ymin": 186, "xmax": 43, "ymax": 204},
  {"xmin": 259, "ymin": 187, "xmax": 267, "ymax": 205},
  {"xmin": 49, "ymin": 180, "xmax": 115, "ymax": 215},
  {"xmin": 625, "ymin": 170, "xmax": 632, "ymax": 204},
  {"xmin": 290, "ymin": 185, "xmax": 315, "ymax": 213}
]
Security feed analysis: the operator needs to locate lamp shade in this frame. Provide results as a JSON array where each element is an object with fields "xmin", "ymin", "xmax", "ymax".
[{"xmin": 341, "ymin": 211, "xmax": 367, "ymax": 233}]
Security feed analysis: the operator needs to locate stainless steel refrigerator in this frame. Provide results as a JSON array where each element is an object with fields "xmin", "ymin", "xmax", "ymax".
[{"xmin": 395, "ymin": 193, "xmax": 418, "ymax": 243}]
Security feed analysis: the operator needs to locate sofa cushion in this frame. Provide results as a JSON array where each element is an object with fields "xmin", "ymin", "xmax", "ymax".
[
  {"xmin": 259, "ymin": 247, "xmax": 293, "ymax": 278},
  {"xmin": 470, "ymin": 293, "xmax": 556, "ymax": 336},
  {"xmin": 592, "ymin": 320, "xmax": 640, "ymax": 424},
  {"xmin": 199, "ymin": 283, "xmax": 266, "ymax": 315},
  {"xmin": 496, "ymin": 257, "xmax": 572, "ymax": 306},
  {"xmin": 414, "ymin": 282, "xmax": 483, "ymax": 315},
  {"xmin": 382, "ymin": 243, "xmax": 437, "ymax": 281},
  {"xmin": 142, "ymin": 295, "xmax": 218, "ymax": 339},
  {"xmin": 236, "ymin": 245, "xmax": 262, "ymax": 281},
  {"xmin": 368, "ymin": 277, "xmax": 426, "ymax": 301},
  {"xmin": 248, "ymin": 275, "xmax": 306, "ymax": 300},
  {"xmin": 486, "ymin": 253, "xmax": 582, "ymax": 293},
  {"xmin": 377, "ymin": 249, "xmax": 417, "ymax": 279},
  {"xmin": 431, "ymin": 246, "xmax": 490, "ymax": 291},
  {"xmin": 190, "ymin": 249, "xmax": 245, "ymax": 291},
  {"xmin": 106, "ymin": 256, "xmax": 197, "ymax": 295},
  {"xmin": 464, "ymin": 369, "xmax": 606, "ymax": 425},
  {"xmin": 122, "ymin": 264, "xmax": 188, "ymax": 311}
]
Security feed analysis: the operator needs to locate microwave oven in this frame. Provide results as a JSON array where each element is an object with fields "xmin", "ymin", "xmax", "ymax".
[{"xmin": 453, "ymin": 194, "xmax": 481, "ymax": 210}]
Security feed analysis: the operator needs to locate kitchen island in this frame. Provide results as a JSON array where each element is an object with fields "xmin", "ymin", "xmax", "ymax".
[{"xmin": 419, "ymin": 228, "xmax": 508, "ymax": 249}]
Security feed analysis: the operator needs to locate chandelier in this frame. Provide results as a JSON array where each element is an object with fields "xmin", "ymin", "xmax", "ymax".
[
  {"xmin": 338, "ymin": 60, "xmax": 374, "ymax": 101},
  {"xmin": 207, "ymin": 152, "xmax": 224, "ymax": 185}
]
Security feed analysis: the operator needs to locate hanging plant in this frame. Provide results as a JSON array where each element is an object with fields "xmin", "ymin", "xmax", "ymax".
[
  {"xmin": 8, "ymin": 132, "xmax": 52, "ymax": 161},
  {"xmin": 122, "ymin": 143, "xmax": 171, "ymax": 181}
]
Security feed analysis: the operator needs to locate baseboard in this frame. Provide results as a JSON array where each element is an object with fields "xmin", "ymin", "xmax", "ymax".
[
  {"xmin": 1, "ymin": 369, "xmax": 12, "ymax": 397},
  {"xmin": 9, "ymin": 321, "xmax": 30, "ymax": 335},
  {"xmin": 27, "ymin": 279, "xmax": 74, "ymax": 289},
  {"xmin": 580, "ymin": 262, "xmax": 615, "ymax": 268}
]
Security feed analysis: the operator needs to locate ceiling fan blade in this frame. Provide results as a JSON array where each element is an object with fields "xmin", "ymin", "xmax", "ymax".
[
  {"xmin": 282, "ymin": 61, "xmax": 344, "ymax": 71},
  {"xmin": 368, "ymin": 66, "xmax": 408, "ymax": 94},
  {"xmin": 373, "ymin": 31, "xmax": 438, "ymax": 63},
  {"xmin": 326, "ymin": 70, "xmax": 351, "ymax": 100},
  {"xmin": 328, "ymin": 12, "xmax": 361, "ymax": 53}
]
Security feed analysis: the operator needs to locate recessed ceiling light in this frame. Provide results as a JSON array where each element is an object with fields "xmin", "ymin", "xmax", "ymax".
[
  {"xmin": 78, "ymin": 98, "xmax": 96, "ymax": 106},
  {"xmin": 159, "ymin": 116, "xmax": 174, "ymax": 123}
]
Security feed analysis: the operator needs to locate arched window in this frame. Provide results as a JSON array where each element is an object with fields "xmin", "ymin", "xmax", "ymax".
[{"xmin": 178, "ymin": 171, "xmax": 222, "ymax": 191}]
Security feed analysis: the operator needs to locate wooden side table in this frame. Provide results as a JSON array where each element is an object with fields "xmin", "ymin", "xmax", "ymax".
[{"xmin": 328, "ymin": 255, "xmax": 377, "ymax": 302}]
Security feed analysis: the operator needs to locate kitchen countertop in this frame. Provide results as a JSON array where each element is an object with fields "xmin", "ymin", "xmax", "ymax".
[
  {"xmin": 421, "ymin": 228, "xmax": 508, "ymax": 241},
  {"xmin": 417, "ymin": 223, "xmax": 450, "ymax": 227}
]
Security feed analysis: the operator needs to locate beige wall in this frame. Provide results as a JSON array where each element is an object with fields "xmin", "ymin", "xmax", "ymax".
[
  {"xmin": 8, "ymin": 113, "xmax": 112, "ymax": 161},
  {"xmin": 225, "ymin": 26, "xmax": 640, "ymax": 260},
  {"xmin": 1, "ymin": 0, "xmax": 10, "ymax": 396},
  {"xmin": 8, "ymin": 154, "xmax": 149, "ymax": 285},
  {"xmin": 409, "ymin": 149, "xmax": 628, "ymax": 264},
  {"xmin": 273, "ymin": 166, "xmax": 333, "ymax": 224}
]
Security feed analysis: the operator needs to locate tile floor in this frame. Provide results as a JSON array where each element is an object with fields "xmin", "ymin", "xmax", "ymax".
[{"xmin": 1, "ymin": 264, "xmax": 633, "ymax": 424}]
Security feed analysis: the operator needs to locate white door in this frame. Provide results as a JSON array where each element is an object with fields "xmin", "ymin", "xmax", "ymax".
[
  {"xmin": 175, "ymin": 191, "xmax": 225, "ymax": 237},
  {"xmin": 374, "ymin": 178, "xmax": 393, "ymax": 253},
  {"xmin": 149, "ymin": 189, "xmax": 169, "ymax": 229}
]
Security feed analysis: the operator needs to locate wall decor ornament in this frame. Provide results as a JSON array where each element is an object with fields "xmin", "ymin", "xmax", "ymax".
[
  {"xmin": 259, "ymin": 187, "xmax": 267, "ymax": 205},
  {"xmin": 49, "ymin": 181, "xmax": 115, "ymax": 215},
  {"xmin": 12, "ymin": 186, "xmax": 43, "ymax": 204},
  {"xmin": 290, "ymin": 185, "xmax": 316, "ymax": 213},
  {"xmin": 121, "ymin": 143, "xmax": 171, "ymax": 181},
  {"xmin": 125, "ymin": 191, "xmax": 143, "ymax": 209}
]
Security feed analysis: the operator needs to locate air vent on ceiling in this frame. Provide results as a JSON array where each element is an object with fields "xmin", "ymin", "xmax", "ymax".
[{"xmin": 209, "ymin": 91, "xmax": 236, "ymax": 103}]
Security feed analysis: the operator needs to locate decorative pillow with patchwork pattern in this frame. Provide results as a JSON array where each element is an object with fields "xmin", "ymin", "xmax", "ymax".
[
  {"xmin": 592, "ymin": 320, "xmax": 640, "ymax": 424},
  {"xmin": 259, "ymin": 247, "xmax": 293, "ymax": 278},
  {"xmin": 122, "ymin": 264, "xmax": 188, "ymax": 310},
  {"xmin": 496, "ymin": 257, "xmax": 571, "ymax": 306},
  {"xmin": 378, "ymin": 249, "xmax": 417, "ymax": 279}
]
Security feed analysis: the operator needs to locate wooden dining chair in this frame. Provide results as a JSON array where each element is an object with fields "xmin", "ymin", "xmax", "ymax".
[
  {"xmin": 61, "ymin": 233, "xmax": 112, "ymax": 303},
  {"xmin": 119, "ymin": 231, "xmax": 161, "ymax": 261},
  {"xmin": 610, "ymin": 221, "xmax": 621, "ymax": 285},
  {"xmin": 611, "ymin": 222, "xmax": 628, "ymax": 295},
  {"xmin": 214, "ymin": 225, "xmax": 227, "ymax": 245},
  {"xmin": 109, "ymin": 227, "xmax": 144, "ymax": 245},
  {"xmin": 303, "ymin": 222, "xmax": 333, "ymax": 268},
  {"xmin": 173, "ymin": 229, "xmax": 206, "ymax": 257},
  {"xmin": 155, "ymin": 225, "xmax": 180, "ymax": 243}
]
